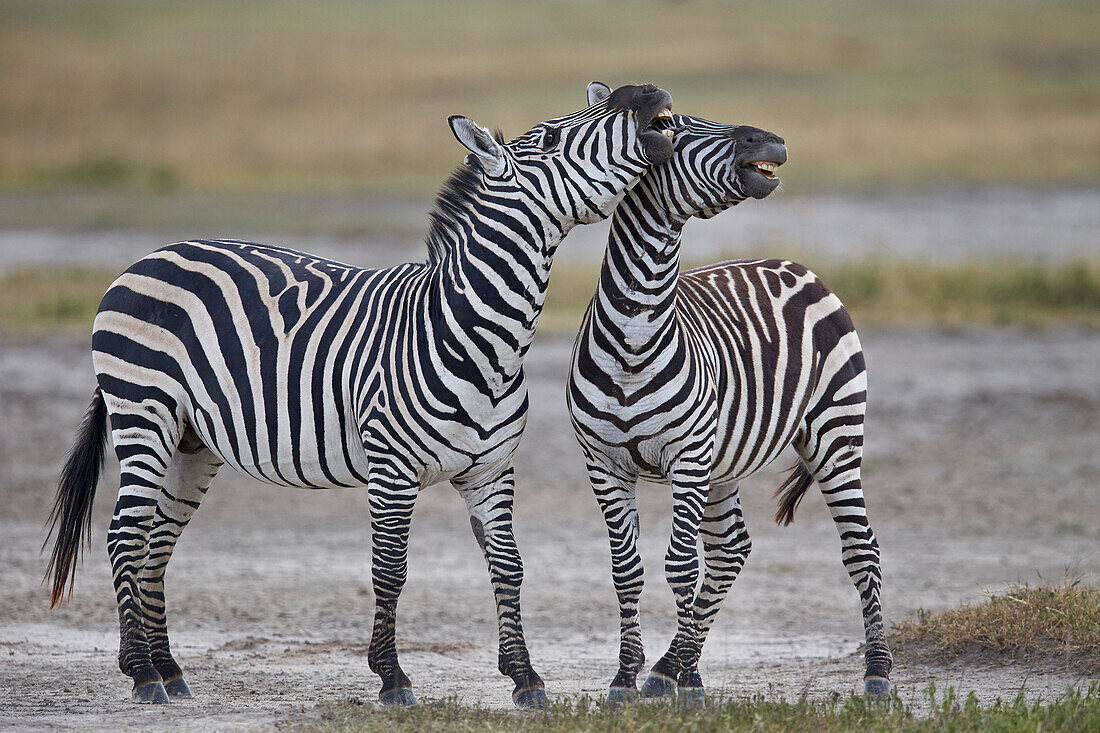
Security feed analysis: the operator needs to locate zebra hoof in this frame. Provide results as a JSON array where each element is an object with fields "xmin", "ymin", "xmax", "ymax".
[
  {"xmin": 132, "ymin": 681, "xmax": 170, "ymax": 704},
  {"xmin": 513, "ymin": 686, "xmax": 548, "ymax": 710},
  {"xmin": 640, "ymin": 671, "xmax": 677, "ymax": 698},
  {"xmin": 379, "ymin": 687, "xmax": 417, "ymax": 706},
  {"xmin": 606, "ymin": 686, "xmax": 638, "ymax": 707},
  {"xmin": 677, "ymin": 686, "xmax": 705, "ymax": 708},
  {"xmin": 163, "ymin": 677, "xmax": 193, "ymax": 699},
  {"xmin": 865, "ymin": 676, "xmax": 891, "ymax": 698}
]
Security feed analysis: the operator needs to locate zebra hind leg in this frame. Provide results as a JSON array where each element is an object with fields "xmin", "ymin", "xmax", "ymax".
[
  {"xmin": 793, "ymin": 420, "xmax": 892, "ymax": 696},
  {"xmin": 365, "ymin": 457, "xmax": 419, "ymax": 706},
  {"xmin": 106, "ymin": 410, "xmax": 181, "ymax": 703},
  {"xmin": 585, "ymin": 459, "xmax": 643, "ymax": 705},
  {"xmin": 139, "ymin": 427, "xmax": 222, "ymax": 700},
  {"xmin": 459, "ymin": 468, "xmax": 547, "ymax": 710}
]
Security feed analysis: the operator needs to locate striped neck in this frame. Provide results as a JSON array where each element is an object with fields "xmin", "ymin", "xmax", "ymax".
[
  {"xmin": 429, "ymin": 187, "xmax": 569, "ymax": 392},
  {"xmin": 593, "ymin": 176, "xmax": 686, "ymax": 368}
]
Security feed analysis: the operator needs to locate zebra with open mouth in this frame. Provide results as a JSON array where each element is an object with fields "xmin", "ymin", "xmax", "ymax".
[{"xmin": 568, "ymin": 101, "xmax": 892, "ymax": 706}]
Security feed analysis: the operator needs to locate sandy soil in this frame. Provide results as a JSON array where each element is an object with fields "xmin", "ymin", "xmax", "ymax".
[{"xmin": 1, "ymin": 328, "xmax": 1098, "ymax": 730}]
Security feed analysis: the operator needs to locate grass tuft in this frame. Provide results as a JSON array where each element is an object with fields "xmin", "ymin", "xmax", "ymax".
[
  {"xmin": 290, "ymin": 684, "xmax": 1100, "ymax": 732},
  {"xmin": 891, "ymin": 578, "xmax": 1100, "ymax": 673}
]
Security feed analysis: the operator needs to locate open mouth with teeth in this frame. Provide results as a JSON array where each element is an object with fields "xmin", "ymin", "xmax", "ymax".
[
  {"xmin": 647, "ymin": 108, "xmax": 676, "ymax": 142},
  {"xmin": 744, "ymin": 160, "xmax": 780, "ymax": 180},
  {"xmin": 637, "ymin": 105, "xmax": 676, "ymax": 165}
]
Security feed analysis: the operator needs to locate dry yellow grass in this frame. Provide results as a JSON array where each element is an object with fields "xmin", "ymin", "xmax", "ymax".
[
  {"xmin": 2, "ymin": 0, "xmax": 1097, "ymax": 193},
  {"xmin": 891, "ymin": 579, "xmax": 1100, "ymax": 673}
]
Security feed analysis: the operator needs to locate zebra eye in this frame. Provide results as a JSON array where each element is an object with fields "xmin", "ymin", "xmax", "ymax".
[{"xmin": 541, "ymin": 126, "xmax": 560, "ymax": 150}]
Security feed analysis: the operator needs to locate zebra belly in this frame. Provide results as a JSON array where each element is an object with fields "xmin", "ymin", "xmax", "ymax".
[
  {"xmin": 708, "ymin": 409, "xmax": 804, "ymax": 485},
  {"xmin": 368, "ymin": 383, "xmax": 529, "ymax": 487}
]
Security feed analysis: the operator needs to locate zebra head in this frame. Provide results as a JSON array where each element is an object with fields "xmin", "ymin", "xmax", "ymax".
[
  {"xmin": 642, "ymin": 115, "xmax": 787, "ymax": 220},
  {"xmin": 447, "ymin": 82, "xmax": 675, "ymax": 227}
]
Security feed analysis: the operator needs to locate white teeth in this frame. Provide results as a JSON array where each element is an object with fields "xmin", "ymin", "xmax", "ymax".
[
  {"xmin": 663, "ymin": 129, "xmax": 675, "ymax": 141},
  {"xmin": 752, "ymin": 161, "xmax": 777, "ymax": 172},
  {"xmin": 655, "ymin": 108, "xmax": 673, "ymax": 120}
]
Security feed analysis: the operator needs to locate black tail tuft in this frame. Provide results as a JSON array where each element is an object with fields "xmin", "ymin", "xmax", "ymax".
[
  {"xmin": 772, "ymin": 461, "xmax": 814, "ymax": 526},
  {"xmin": 43, "ymin": 388, "xmax": 108, "ymax": 608}
]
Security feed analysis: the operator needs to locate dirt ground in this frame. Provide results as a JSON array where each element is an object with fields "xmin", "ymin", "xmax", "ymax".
[{"xmin": 1, "ymin": 327, "xmax": 1098, "ymax": 731}]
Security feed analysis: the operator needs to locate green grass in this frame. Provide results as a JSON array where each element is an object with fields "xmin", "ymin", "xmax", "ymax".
[
  {"xmin": 0, "ymin": 267, "xmax": 114, "ymax": 336},
  {"xmin": 892, "ymin": 579, "xmax": 1100, "ymax": 673},
  {"xmin": 292, "ymin": 684, "xmax": 1100, "ymax": 732},
  {"xmin": 4, "ymin": 258, "xmax": 1100, "ymax": 336},
  {"xmin": 283, "ymin": 577, "xmax": 1100, "ymax": 730},
  {"xmin": 540, "ymin": 258, "xmax": 1100, "ymax": 333},
  {"xmin": 2, "ymin": 0, "xmax": 1098, "ymax": 194}
]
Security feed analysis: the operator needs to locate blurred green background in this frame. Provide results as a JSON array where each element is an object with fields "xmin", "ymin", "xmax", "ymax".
[{"xmin": 1, "ymin": 0, "xmax": 1098, "ymax": 331}]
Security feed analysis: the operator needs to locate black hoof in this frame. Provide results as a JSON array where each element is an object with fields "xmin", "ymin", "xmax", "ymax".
[
  {"xmin": 132, "ymin": 681, "xmax": 170, "ymax": 704},
  {"xmin": 606, "ymin": 686, "xmax": 638, "ymax": 707},
  {"xmin": 513, "ymin": 686, "xmax": 548, "ymax": 711},
  {"xmin": 865, "ymin": 676, "xmax": 890, "ymax": 697},
  {"xmin": 163, "ymin": 677, "xmax": 192, "ymax": 699},
  {"xmin": 379, "ymin": 687, "xmax": 417, "ymax": 706},
  {"xmin": 640, "ymin": 671, "xmax": 677, "ymax": 698},
  {"xmin": 677, "ymin": 686, "xmax": 705, "ymax": 708}
]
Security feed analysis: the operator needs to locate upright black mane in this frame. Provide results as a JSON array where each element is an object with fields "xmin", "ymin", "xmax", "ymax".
[{"xmin": 424, "ymin": 129, "xmax": 506, "ymax": 265}]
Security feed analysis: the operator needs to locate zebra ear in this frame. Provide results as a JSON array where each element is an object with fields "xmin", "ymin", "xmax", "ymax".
[
  {"xmin": 448, "ymin": 116, "xmax": 506, "ymax": 176},
  {"xmin": 587, "ymin": 81, "xmax": 612, "ymax": 106}
]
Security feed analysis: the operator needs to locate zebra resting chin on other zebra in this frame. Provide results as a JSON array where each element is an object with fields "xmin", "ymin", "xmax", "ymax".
[
  {"xmin": 567, "ymin": 104, "xmax": 893, "ymax": 706},
  {"xmin": 43, "ymin": 82, "xmax": 678, "ymax": 710}
]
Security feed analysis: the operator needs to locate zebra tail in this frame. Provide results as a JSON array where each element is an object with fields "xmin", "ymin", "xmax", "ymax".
[
  {"xmin": 43, "ymin": 387, "xmax": 108, "ymax": 608},
  {"xmin": 772, "ymin": 460, "xmax": 813, "ymax": 526}
]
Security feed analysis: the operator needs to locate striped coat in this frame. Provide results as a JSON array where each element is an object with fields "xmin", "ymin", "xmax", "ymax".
[
  {"xmin": 568, "ymin": 112, "xmax": 892, "ymax": 705},
  {"xmin": 45, "ymin": 83, "xmax": 677, "ymax": 709}
]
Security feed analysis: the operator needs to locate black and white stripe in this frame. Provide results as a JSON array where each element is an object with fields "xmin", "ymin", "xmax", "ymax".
[
  {"xmin": 45, "ymin": 83, "xmax": 676, "ymax": 708},
  {"xmin": 567, "ymin": 112, "xmax": 892, "ymax": 704}
]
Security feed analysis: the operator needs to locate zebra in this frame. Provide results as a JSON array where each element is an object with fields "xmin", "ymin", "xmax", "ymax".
[
  {"xmin": 566, "ymin": 106, "xmax": 892, "ymax": 705},
  {"xmin": 44, "ymin": 82, "xmax": 678, "ymax": 709}
]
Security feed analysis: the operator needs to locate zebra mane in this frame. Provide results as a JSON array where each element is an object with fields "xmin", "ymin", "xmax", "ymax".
[{"xmin": 425, "ymin": 128, "xmax": 506, "ymax": 265}]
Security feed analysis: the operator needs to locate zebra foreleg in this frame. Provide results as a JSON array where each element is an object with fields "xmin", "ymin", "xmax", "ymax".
[
  {"xmin": 365, "ymin": 458, "xmax": 419, "ymax": 706},
  {"xmin": 458, "ymin": 468, "xmax": 547, "ymax": 710},
  {"xmin": 139, "ymin": 434, "xmax": 222, "ymax": 700},
  {"xmin": 648, "ymin": 464, "xmax": 710, "ymax": 706},
  {"xmin": 641, "ymin": 480, "xmax": 749, "ymax": 704},
  {"xmin": 586, "ymin": 458, "xmax": 643, "ymax": 705},
  {"xmin": 690, "ymin": 481, "xmax": 751, "ymax": 667}
]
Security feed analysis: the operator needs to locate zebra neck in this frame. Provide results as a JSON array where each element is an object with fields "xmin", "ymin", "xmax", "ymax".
[
  {"xmin": 430, "ymin": 196, "xmax": 566, "ymax": 392},
  {"xmin": 595, "ymin": 184, "xmax": 685, "ymax": 366}
]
